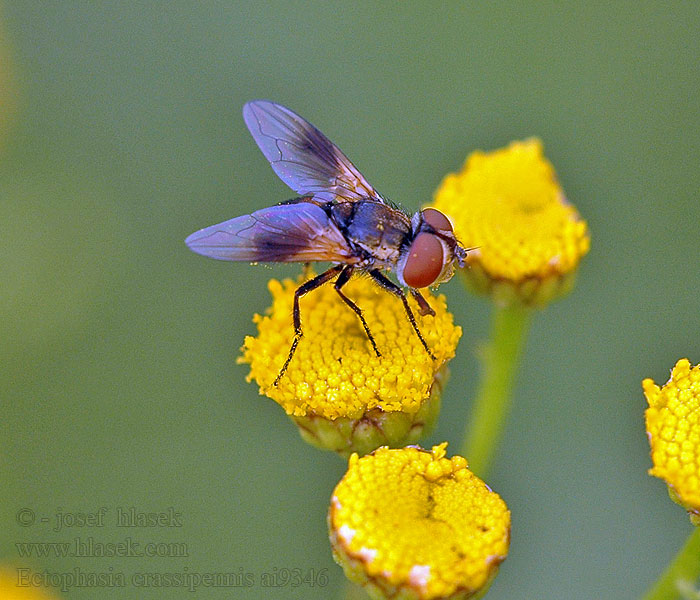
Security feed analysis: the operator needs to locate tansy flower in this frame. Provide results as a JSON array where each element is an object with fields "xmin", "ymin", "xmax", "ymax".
[
  {"xmin": 643, "ymin": 358, "xmax": 700, "ymax": 524},
  {"xmin": 431, "ymin": 138, "xmax": 589, "ymax": 307},
  {"xmin": 0, "ymin": 567, "xmax": 61, "ymax": 599},
  {"xmin": 239, "ymin": 274, "xmax": 460, "ymax": 457},
  {"xmin": 329, "ymin": 444, "xmax": 510, "ymax": 600}
]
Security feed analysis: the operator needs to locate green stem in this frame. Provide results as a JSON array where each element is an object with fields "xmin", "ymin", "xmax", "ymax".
[
  {"xmin": 460, "ymin": 302, "xmax": 532, "ymax": 477},
  {"xmin": 643, "ymin": 527, "xmax": 700, "ymax": 600}
]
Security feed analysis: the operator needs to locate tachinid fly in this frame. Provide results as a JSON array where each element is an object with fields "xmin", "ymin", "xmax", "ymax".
[{"xmin": 186, "ymin": 100, "xmax": 467, "ymax": 385}]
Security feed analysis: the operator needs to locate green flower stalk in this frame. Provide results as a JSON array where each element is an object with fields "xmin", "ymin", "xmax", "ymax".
[
  {"xmin": 431, "ymin": 138, "xmax": 590, "ymax": 476},
  {"xmin": 460, "ymin": 303, "xmax": 531, "ymax": 475},
  {"xmin": 643, "ymin": 528, "xmax": 700, "ymax": 600}
]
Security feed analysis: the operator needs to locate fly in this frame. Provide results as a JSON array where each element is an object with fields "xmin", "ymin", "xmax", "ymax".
[{"xmin": 186, "ymin": 100, "xmax": 467, "ymax": 385}]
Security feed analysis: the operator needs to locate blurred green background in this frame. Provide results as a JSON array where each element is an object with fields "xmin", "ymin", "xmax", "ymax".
[{"xmin": 2, "ymin": 2, "xmax": 698, "ymax": 599}]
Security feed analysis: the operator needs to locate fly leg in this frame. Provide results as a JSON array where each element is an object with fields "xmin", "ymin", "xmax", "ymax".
[
  {"xmin": 274, "ymin": 264, "xmax": 344, "ymax": 386},
  {"xmin": 410, "ymin": 289, "xmax": 435, "ymax": 317},
  {"xmin": 369, "ymin": 270, "xmax": 436, "ymax": 360},
  {"xmin": 334, "ymin": 266, "xmax": 381, "ymax": 357}
]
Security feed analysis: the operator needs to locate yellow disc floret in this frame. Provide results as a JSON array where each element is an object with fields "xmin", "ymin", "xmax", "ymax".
[
  {"xmin": 329, "ymin": 444, "xmax": 510, "ymax": 600},
  {"xmin": 240, "ymin": 273, "xmax": 461, "ymax": 421},
  {"xmin": 643, "ymin": 359, "xmax": 700, "ymax": 523},
  {"xmin": 431, "ymin": 139, "xmax": 589, "ymax": 306}
]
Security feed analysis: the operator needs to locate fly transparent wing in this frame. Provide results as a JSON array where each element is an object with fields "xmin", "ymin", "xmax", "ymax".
[
  {"xmin": 243, "ymin": 100, "xmax": 383, "ymax": 203},
  {"xmin": 185, "ymin": 202, "xmax": 356, "ymax": 263}
]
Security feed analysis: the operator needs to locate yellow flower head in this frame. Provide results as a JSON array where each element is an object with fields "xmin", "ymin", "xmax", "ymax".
[
  {"xmin": 239, "ymin": 274, "xmax": 461, "ymax": 456},
  {"xmin": 644, "ymin": 359, "xmax": 700, "ymax": 524},
  {"xmin": 431, "ymin": 139, "xmax": 590, "ymax": 307},
  {"xmin": 329, "ymin": 444, "xmax": 510, "ymax": 600},
  {"xmin": 0, "ymin": 566, "xmax": 61, "ymax": 599}
]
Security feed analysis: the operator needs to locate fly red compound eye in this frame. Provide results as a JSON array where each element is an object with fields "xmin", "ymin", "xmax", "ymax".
[
  {"xmin": 402, "ymin": 233, "xmax": 444, "ymax": 288},
  {"xmin": 422, "ymin": 208, "xmax": 453, "ymax": 233}
]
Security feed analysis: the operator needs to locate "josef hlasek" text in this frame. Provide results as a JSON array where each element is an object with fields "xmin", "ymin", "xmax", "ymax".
[{"xmin": 53, "ymin": 507, "xmax": 182, "ymax": 532}]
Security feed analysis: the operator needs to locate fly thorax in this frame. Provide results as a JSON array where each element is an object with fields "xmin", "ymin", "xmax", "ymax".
[{"xmin": 332, "ymin": 200, "xmax": 410, "ymax": 266}]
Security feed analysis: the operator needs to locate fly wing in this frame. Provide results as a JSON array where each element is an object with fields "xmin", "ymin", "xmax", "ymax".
[
  {"xmin": 243, "ymin": 100, "xmax": 384, "ymax": 203},
  {"xmin": 185, "ymin": 202, "xmax": 356, "ymax": 263}
]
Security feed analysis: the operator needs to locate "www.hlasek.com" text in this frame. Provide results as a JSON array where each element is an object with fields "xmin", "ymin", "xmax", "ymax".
[{"xmin": 15, "ymin": 537, "xmax": 188, "ymax": 558}]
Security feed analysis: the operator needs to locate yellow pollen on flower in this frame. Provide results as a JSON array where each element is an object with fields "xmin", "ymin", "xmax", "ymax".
[
  {"xmin": 329, "ymin": 444, "xmax": 510, "ymax": 600},
  {"xmin": 239, "ymin": 274, "xmax": 461, "ymax": 421},
  {"xmin": 643, "ymin": 358, "xmax": 700, "ymax": 521},
  {"xmin": 431, "ymin": 139, "xmax": 589, "ymax": 303}
]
